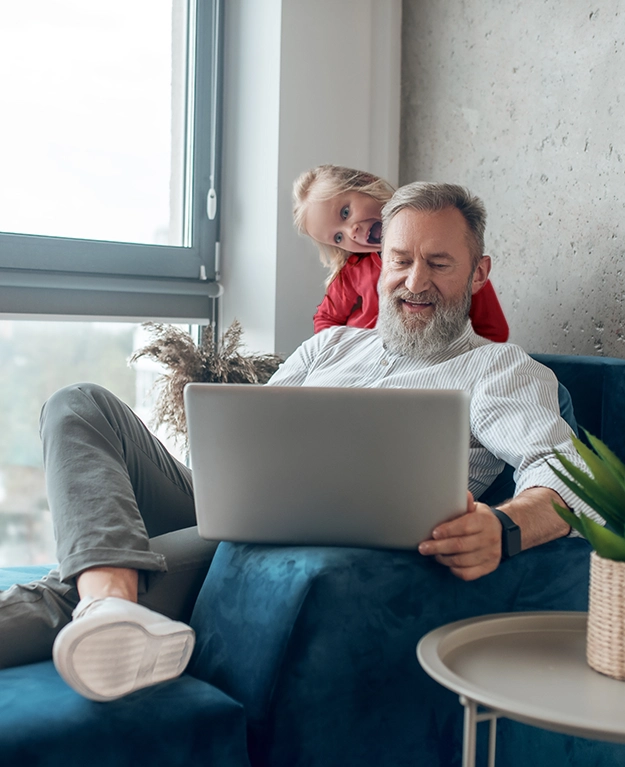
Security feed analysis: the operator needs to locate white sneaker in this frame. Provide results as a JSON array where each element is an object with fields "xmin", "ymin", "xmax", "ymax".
[{"xmin": 52, "ymin": 597, "xmax": 195, "ymax": 702}]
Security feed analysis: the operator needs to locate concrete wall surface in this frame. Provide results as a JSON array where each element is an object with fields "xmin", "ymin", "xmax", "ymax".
[{"xmin": 400, "ymin": 0, "xmax": 625, "ymax": 358}]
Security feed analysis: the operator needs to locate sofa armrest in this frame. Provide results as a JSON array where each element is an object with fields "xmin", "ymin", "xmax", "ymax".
[{"xmin": 189, "ymin": 539, "xmax": 594, "ymax": 767}]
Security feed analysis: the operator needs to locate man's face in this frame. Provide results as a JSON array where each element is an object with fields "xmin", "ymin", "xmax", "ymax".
[{"xmin": 377, "ymin": 206, "xmax": 490, "ymax": 356}]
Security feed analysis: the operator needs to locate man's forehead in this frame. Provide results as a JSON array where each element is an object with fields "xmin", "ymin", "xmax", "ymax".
[{"xmin": 383, "ymin": 207, "xmax": 471, "ymax": 251}]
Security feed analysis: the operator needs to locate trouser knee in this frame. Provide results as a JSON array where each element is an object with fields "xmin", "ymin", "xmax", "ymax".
[{"xmin": 39, "ymin": 383, "xmax": 123, "ymax": 438}]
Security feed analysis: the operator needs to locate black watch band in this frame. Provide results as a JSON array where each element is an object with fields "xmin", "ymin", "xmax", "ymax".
[{"xmin": 490, "ymin": 507, "xmax": 522, "ymax": 560}]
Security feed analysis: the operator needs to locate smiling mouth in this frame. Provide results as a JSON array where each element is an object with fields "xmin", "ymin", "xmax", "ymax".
[
  {"xmin": 401, "ymin": 299, "xmax": 433, "ymax": 312},
  {"xmin": 366, "ymin": 221, "xmax": 382, "ymax": 245},
  {"xmin": 396, "ymin": 291, "xmax": 439, "ymax": 311}
]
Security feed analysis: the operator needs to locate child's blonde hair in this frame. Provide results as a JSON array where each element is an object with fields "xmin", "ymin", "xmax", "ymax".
[{"xmin": 293, "ymin": 164, "xmax": 395, "ymax": 287}]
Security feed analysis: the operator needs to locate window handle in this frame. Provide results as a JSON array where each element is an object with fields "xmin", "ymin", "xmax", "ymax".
[{"xmin": 207, "ymin": 188, "xmax": 217, "ymax": 220}]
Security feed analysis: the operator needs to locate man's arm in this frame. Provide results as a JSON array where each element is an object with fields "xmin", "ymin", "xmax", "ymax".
[
  {"xmin": 420, "ymin": 344, "xmax": 600, "ymax": 581},
  {"xmin": 418, "ymin": 487, "xmax": 571, "ymax": 581}
]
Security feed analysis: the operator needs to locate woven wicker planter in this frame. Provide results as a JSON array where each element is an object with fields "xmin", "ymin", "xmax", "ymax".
[{"xmin": 587, "ymin": 551, "xmax": 625, "ymax": 680}]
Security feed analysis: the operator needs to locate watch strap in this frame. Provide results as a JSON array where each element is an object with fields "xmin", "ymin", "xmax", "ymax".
[{"xmin": 490, "ymin": 507, "xmax": 522, "ymax": 560}]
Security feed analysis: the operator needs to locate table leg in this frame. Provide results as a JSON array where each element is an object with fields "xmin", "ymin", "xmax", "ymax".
[
  {"xmin": 487, "ymin": 716, "xmax": 497, "ymax": 767},
  {"xmin": 460, "ymin": 695, "xmax": 498, "ymax": 767},
  {"xmin": 461, "ymin": 695, "xmax": 478, "ymax": 767}
]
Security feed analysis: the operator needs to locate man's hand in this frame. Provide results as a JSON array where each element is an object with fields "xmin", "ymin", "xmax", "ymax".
[
  {"xmin": 418, "ymin": 487, "xmax": 571, "ymax": 581},
  {"xmin": 418, "ymin": 492, "xmax": 503, "ymax": 581}
]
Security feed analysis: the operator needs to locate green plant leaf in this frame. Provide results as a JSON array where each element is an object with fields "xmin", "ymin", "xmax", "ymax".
[
  {"xmin": 551, "ymin": 451, "xmax": 625, "ymax": 531},
  {"xmin": 578, "ymin": 514, "xmax": 625, "ymax": 562},
  {"xmin": 570, "ymin": 435, "xmax": 625, "ymax": 514},
  {"xmin": 549, "ymin": 459, "xmax": 602, "ymax": 511},
  {"xmin": 553, "ymin": 452, "xmax": 625, "ymax": 532},
  {"xmin": 548, "ymin": 429, "xmax": 625, "ymax": 559},
  {"xmin": 551, "ymin": 500, "xmax": 587, "ymax": 537},
  {"xmin": 552, "ymin": 500, "xmax": 625, "ymax": 561},
  {"xmin": 584, "ymin": 431, "xmax": 625, "ymax": 485},
  {"xmin": 549, "ymin": 457, "xmax": 623, "ymax": 532}
]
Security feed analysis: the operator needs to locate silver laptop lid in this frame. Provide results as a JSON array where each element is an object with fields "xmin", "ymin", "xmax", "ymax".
[{"xmin": 185, "ymin": 384, "xmax": 470, "ymax": 550}]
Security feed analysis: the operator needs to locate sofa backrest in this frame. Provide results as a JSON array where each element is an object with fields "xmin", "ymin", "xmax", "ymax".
[{"xmin": 532, "ymin": 353, "xmax": 625, "ymax": 463}]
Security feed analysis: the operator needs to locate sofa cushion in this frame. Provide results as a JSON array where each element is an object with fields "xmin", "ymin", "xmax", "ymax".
[
  {"xmin": 0, "ymin": 565, "xmax": 55, "ymax": 588},
  {"xmin": 0, "ymin": 661, "xmax": 250, "ymax": 767},
  {"xmin": 0, "ymin": 566, "xmax": 251, "ymax": 767},
  {"xmin": 191, "ymin": 538, "xmax": 625, "ymax": 767}
]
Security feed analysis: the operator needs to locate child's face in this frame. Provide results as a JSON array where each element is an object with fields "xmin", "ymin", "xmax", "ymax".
[{"xmin": 305, "ymin": 191, "xmax": 383, "ymax": 253}]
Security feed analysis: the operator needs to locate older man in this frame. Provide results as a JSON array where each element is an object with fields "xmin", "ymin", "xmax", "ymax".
[
  {"xmin": 0, "ymin": 182, "xmax": 591, "ymax": 701},
  {"xmin": 268, "ymin": 182, "xmax": 590, "ymax": 580}
]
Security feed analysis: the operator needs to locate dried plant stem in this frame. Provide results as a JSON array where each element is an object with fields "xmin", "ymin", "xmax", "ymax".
[{"xmin": 130, "ymin": 321, "xmax": 282, "ymax": 447}]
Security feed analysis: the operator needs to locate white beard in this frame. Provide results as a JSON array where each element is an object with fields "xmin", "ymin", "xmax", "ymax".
[{"xmin": 377, "ymin": 285, "xmax": 472, "ymax": 358}]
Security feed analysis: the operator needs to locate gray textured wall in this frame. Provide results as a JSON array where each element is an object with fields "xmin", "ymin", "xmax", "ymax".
[{"xmin": 400, "ymin": 0, "xmax": 625, "ymax": 357}]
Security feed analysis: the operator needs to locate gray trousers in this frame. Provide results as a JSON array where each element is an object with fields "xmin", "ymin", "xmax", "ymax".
[{"xmin": 0, "ymin": 383, "xmax": 218, "ymax": 669}]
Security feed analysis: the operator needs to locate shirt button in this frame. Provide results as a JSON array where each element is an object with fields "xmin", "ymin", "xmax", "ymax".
[{"xmin": 380, "ymin": 359, "xmax": 389, "ymax": 366}]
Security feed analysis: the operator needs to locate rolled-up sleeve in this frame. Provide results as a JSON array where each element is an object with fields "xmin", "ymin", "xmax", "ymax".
[{"xmin": 470, "ymin": 345, "xmax": 602, "ymax": 525}]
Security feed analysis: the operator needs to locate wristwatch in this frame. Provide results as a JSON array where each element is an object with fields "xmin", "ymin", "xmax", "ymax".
[{"xmin": 490, "ymin": 507, "xmax": 522, "ymax": 560}]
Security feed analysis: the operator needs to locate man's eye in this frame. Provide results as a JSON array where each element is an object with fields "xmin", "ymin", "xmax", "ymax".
[
  {"xmin": 334, "ymin": 232, "xmax": 344, "ymax": 244},
  {"xmin": 340, "ymin": 206, "xmax": 349, "ymax": 220}
]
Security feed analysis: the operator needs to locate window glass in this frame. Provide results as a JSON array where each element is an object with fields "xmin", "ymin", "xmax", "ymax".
[
  {"xmin": 0, "ymin": 320, "xmax": 187, "ymax": 567},
  {"xmin": 0, "ymin": 0, "xmax": 185, "ymax": 247},
  {"xmin": 0, "ymin": 0, "xmax": 222, "ymax": 302},
  {"xmin": 0, "ymin": 0, "xmax": 221, "ymax": 565}
]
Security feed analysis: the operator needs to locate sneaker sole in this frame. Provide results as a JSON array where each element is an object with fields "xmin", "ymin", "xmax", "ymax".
[{"xmin": 53, "ymin": 620, "xmax": 195, "ymax": 702}]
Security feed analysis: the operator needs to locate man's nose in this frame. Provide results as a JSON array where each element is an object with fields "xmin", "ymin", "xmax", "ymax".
[{"xmin": 404, "ymin": 262, "xmax": 431, "ymax": 294}]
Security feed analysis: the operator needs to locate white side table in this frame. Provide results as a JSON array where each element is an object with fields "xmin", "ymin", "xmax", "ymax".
[{"xmin": 417, "ymin": 612, "xmax": 625, "ymax": 767}]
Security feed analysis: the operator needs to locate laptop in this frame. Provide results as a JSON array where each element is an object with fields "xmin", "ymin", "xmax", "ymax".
[{"xmin": 184, "ymin": 384, "xmax": 470, "ymax": 550}]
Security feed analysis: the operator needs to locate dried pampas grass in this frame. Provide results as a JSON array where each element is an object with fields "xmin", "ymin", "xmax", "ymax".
[{"xmin": 130, "ymin": 321, "xmax": 283, "ymax": 447}]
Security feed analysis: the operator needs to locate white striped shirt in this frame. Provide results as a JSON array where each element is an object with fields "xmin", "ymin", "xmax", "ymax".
[{"xmin": 268, "ymin": 322, "xmax": 596, "ymax": 522}]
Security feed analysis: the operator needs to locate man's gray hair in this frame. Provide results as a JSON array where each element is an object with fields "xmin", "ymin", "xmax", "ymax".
[{"xmin": 381, "ymin": 182, "xmax": 486, "ymax": 268}]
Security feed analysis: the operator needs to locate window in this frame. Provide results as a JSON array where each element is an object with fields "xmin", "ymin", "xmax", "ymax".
[
  {"xmin": 0, "ymin": 0, "xmax": 223, "ymax": 322},
  {"xmin": 0, "ymin": 0, "xmax": 223, "ymax": 566},
  {"xmin": 0, "ymin": 319, "xmax": 192, "ymax": 567}
]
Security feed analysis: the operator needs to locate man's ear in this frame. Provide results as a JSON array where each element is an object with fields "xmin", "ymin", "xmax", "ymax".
[{"xmin": 471, "ymin": 255, "xmax": 491, "ymax": 295}]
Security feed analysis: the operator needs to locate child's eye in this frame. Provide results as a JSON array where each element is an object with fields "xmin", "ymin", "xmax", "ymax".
[
  {"xmin": 340, "ymin": 206, "xmax": 349, "ymax": 220},
  {"xmin": 334, "ymin": 232, "xmax": 344, "ymax": 244}
]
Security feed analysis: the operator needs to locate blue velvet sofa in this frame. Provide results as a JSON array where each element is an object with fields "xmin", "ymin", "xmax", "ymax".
[{"xmin": 1, "ymin": 353, "xmax": 625, "ymax": 767}]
